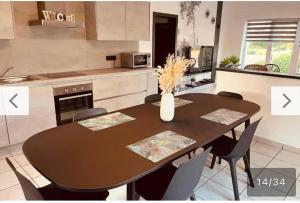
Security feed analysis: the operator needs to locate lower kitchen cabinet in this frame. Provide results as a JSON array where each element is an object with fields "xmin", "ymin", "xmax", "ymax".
[
  {"xmin": 0, "ymin": 116, "xmax": 9, "ymax": 148},
  {"xmin": 6, "ymin": 85, "xmax": 57, "ymax": 145},
  {"xmin": 94, "ymin": 92, "xmax": 146, "ymax": 112},
  {"xmin": 93, "ymin": 73, "xmax": 148, "ymax": 101}
]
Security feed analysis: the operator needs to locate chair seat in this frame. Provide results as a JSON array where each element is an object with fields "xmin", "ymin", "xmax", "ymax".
[
  {"xmin": 204, "ymin": 135, "xmax": 237, "ymax": 157},
  {"xmin": 136, "ymin": 164, "xmax": 177, "ymax": 200},
  {"xmin": 38, "ymin": 184, "xmax": 109, "ymax": 200}
]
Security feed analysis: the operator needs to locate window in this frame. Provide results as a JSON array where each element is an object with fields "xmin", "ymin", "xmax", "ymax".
[{"xmin": 241, "ymin": 19, "xmax": 300, "ymax": 75}]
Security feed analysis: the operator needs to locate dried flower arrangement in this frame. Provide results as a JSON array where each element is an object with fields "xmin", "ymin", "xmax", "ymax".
[{"xmin": 155, "ymin": 54, "xmax": 191, "ymax": 94}]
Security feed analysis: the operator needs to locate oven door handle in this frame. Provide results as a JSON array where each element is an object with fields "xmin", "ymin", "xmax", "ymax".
[{"xmin": 58, "ymin": 93, "xmax": 92, "ymax": 101}]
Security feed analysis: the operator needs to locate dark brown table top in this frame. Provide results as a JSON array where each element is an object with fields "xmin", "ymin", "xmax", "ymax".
[{"xmin": 23, "ymin": 93, "xmax": 260, "ymax": 192}]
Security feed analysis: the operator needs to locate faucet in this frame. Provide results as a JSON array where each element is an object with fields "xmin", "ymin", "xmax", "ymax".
[{"xmin": 0, "ymin": 66, "xmax": 14, "ymax": 78}]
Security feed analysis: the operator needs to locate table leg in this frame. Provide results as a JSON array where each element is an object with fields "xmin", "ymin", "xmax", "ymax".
[
  {"xmin": 245, "ymin": 119, "xmax": 250, "ymax": 169},
  {"xmin": 127, "ymin": 181, "xmax": 136, "ymax": 200}
]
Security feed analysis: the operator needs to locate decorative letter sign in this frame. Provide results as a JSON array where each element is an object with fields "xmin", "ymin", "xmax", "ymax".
[{"xmin": 42, "ymin": 10, "xmax": 76, "ymax": 23}]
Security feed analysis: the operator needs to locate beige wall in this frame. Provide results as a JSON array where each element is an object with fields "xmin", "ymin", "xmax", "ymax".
[
  {"xmin": 0, "ymin": 1, "xmax": 138, "ymax": 76},
  {"xmin": 217, "ymin": 2, "xmax": 300, "ymax": 148}
]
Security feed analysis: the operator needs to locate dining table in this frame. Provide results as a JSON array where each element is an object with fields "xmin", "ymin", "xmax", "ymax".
[{"xmin": 23, "ymin": 93, "xmax": 260, "ymax": 200}]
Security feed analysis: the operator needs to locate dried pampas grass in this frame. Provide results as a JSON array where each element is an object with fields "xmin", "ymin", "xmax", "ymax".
[{"xmin": 155, "ymin": 54, "xmax": 191, "ymax": 94}]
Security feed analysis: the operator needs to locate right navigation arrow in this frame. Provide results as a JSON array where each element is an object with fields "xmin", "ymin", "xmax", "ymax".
[{"xmin": 282, "ymin": 93, "xmax": 291, "ymax": 108}]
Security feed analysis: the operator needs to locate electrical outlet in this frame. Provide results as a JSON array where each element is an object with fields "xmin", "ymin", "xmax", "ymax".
[{"xmin": 106, "ymin": 55, "xmax": 116, "ymax": 61}]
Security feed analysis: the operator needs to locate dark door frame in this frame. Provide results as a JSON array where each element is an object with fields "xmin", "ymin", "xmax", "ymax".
[{"xmin": 152, "ymin": 12, "xmax": 178, "ymax": 67}]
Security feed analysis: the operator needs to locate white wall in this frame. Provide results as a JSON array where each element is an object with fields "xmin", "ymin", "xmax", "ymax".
[
  {"xmin": 139, "ymin": 1, "xmax": 217, "ymax": 63},
  {"xmin": 217, "ymin": 2, "xmax": 300, "ymax": 148}
]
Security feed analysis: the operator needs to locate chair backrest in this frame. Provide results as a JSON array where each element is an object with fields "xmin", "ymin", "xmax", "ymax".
[
  {"xmin": 144, "ymin": 94, "xmax": 161, "ymax": 103},
  {"xmin": 244, "ymin": 64, "xmax": 268, "ymax": 71},
  {"xmin": 217, "ymin": 91, "xmax": 243, "ymax": 100},
  {"xmin": 73, "ymin": 108, "xmax": 107, "ymax": 122},
  {"xmin": 162, "ymin": 147, "xmax": 211, "ymax": 200},
  {"xmin": 226, "ymin": 118, "xmax": 262, "ymax": 159},
  {"xmin": 5, "ymin": 158, "xmax": 44, "ymax": 200}
]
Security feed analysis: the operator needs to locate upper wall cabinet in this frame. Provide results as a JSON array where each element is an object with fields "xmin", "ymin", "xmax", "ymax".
[
  {"xmin": 0, "ymin": 1, "xmax": 15, "ymax": 39},
  {"xmin": 126, "ymin": 2, "xmax": 150, "ymax": 41},
  {"xmin": 84, "ymin": 1, "xmax": 149, "ymax": 41}
]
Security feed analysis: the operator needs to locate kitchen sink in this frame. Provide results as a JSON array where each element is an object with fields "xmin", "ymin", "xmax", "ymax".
[{"xmin": 0, "ymin": 76, "xmax": 35, "ymax": 84}]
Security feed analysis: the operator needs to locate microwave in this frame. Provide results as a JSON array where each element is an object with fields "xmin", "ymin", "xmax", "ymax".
[{"xmin": 121, "ymin": 53, "xmax": 151, "ymax": 68}]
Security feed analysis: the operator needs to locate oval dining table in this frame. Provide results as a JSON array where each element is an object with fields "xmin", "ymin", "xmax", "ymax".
[{"xmin": 23, "ymin": 93, "xmax": 260, "ymax": 200}]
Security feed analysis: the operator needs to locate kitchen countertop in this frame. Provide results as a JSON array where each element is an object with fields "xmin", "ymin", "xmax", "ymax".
[{"xmin": 0, "ymin": 67, "xmax": 155, "ymax": 87}]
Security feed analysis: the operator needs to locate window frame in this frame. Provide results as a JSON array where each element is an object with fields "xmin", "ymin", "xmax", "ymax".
[{"xmin": 240, "ymin": 18, "xmax": 300, "ymax": 76}]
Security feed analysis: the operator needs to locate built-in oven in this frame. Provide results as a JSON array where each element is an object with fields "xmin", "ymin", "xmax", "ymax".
[{"xmin": 54, "ymin": 83, "xmax": 93, "ymax": 126}]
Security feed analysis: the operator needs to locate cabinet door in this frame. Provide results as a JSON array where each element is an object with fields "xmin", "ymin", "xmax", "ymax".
[
  {"xmin": 7, "ymin": 85, "xmax": 57, "ymax": 145},
  {"xmin": 0, "ymin": 116, "xmax": 9, "ymax": 148},
  {"xmin": 94, "ymin": 92, "xmax": 146, "ymax": 112},
  {"xmin": 126, "ymin": 2, "xmax": 150, "ymax": 41},
  {"xmin": 93, "ymin": 73, "xmax": 147, "ymax": 101},
  {"xmin": 0, "ymin": 1, "xmax": 15, "ymax": 39},
  {"xmin": 96, "ymin": 2, "xmax": 126, "ymax": 40}
]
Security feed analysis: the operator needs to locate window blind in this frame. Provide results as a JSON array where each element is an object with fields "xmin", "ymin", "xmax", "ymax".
[{"xmin": 246, "ymin": 19, "xmax": 298, "ymax": 42}]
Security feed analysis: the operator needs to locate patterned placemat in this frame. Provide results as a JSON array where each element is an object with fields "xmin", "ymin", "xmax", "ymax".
[
  {"xmin": 127, "ymin": 130, "xmax": 196, "ymax": 162},
  {"xmin": 78, "ymin": 112, "xmax": 135, "ymax": 131},
  {"xmin": 152, "ymin": 97, "xmax": 193, "ymax": 108},
  {"xmin": 201, "ymin": 108, "xmax": 247, "ymax": 125}
]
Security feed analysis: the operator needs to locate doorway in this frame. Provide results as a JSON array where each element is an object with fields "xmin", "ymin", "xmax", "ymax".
[{"xmin": 152, "ymin": 12, "xmax": 178, "ymax": 68}]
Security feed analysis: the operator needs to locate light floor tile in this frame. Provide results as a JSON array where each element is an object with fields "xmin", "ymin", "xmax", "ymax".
[
  {"xmin": 33, "ymin": 175, "xmax": 51, "ymax": 188},
  {"xmin": 172, "ymin": 154, "xmax": 189, "ymax": 167},
  {"xmin": 0, "ymin": 168, "xmax": 28, "ymax": 190},
  {"xmin": 195, "ymin": 180, "xmax": 240, "ymax": 200},
  {"xmin": 195, "ymin": 176, "xmax": 208, "ymax": 191},
  {"xmin": 266, "ymin": 158, "xmax": 300, "ymax": 178},
  {"xmin": 0, "ymin": 184, "xmax": 25, "ymax": 200},
  {"xmin": 223, "ymin": 158, "xmax": 262, "ymax": 178},
  {"xmin": 202, "ymin": 164, "xmax": 225, "ymax": 179},
  {"xmin": 12, "ymin": 153, "xmax": 29, "ymax": 166},
  {"xmin": 6, "ymin": 143, "xmax": 23, "ymax": 156},
  {"xmin": 22, "ymin": 164, "xmax": 41, "ymax": 179},
  {"xmin": 107, "ymin": 185, "xmax": 126, "ymax": 201},
  {"xmin": 0, "ymin": 156, "xmax": 20, "ymax": 174},
  {"xmin": 211, "ymin": 168, "xmax": 248, "ymax": 192},
  {"xmin": 252, "ymin": 142, "xmax": 282, "ymax": 158},
  {"xmin": 250, "ymin": 150, "xmax": 274, "ymax": 167},
  {"xmin": 275, "ymin": 150, "xmax": 300, "ymax": 167}
]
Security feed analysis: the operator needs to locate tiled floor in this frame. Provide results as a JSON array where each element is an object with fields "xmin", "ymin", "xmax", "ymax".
[{"xmin": 0, "ymin": 142, "xmax": 299, "ymax": 200}]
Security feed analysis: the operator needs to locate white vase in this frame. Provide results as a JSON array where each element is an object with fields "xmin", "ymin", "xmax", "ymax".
[{"xmin": 160, "ymin": 93, "xmax": 175, "ymax": 122}]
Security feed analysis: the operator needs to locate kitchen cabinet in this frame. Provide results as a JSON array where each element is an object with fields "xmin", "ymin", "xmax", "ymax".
[
  {"xmin": 0, "ymin": 1, "xmax": 15, "ymax": 39},
  {"xmin": 126, "ymin": 2, "xmax": 150, "ymax": 41},
  {"xmin": 94, "ymin": 92, "xmax": 146, "ymax": 112},
  {"xmin": 7, "ymin": 85, "xmax": 56, "ymax": 145},
  {"xmin": 85, "ymin": 2, "xmax": 126, "ymax": 40},
  {"xmin": 84, "ymin": 1, "xmax": 149, "ymax": 41},
  {"xmin": 0, "ymin": 116, "xmax": 9, "ymax": 148},
  {"xmin": 93, "ymin": 73, "xmax": 147, "ymax": 100}
]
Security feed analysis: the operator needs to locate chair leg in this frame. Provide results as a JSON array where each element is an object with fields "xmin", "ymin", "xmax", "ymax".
[
  {"xmin": 245, "ymin": 149, "xmax": 250, "ymax": 172},
  {"xmin": 190, "ymin": 192, "xmax": 196, "ymax": 201},
  {"xmin": 231, "ymin": 128, "xmax": 237, "ymax": 140},
  {"xmin": 218, "ymin": 156, "xmax": 222, "ymax": 164},
  {"xmin": 210, "ymin": 154, "xmax": 217, "ymax": 169},
  {"xmin": 228, "ymin": 159, "xmax": 240, "ymax": 200},
  {"xmin": 243, "ymin": 155, "xmax": 254, "ymax": 187},
  {"xmin": 188, "ymin": 152, "xmax": 192, "ymax": 159}
]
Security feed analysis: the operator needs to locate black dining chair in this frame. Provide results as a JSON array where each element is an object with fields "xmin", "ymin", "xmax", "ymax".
[
  {"xmin": 144, "ymin": 94, "xmax": 161, "ymax": 103},
  {"xmin": 5, "ymin": 158, "xmax": 109, "ymax": 200},
  {"xmin": 135, "ymin": 147, "xmax": 211, "ymax": 200},
  {"xmin": 203, "ymin": 118, "xmax": 262, "ymax": 200},
  {"xmin": 217, "ymin": 91, "xmax": 243, "ymax": 140},
  {"xmin": 73, "ymin": 107, "xmax": 107, "ymax": 122}
]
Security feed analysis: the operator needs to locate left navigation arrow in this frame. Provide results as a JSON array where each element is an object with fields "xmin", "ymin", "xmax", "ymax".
[{"xmin": 9, "ymin": 93, "xmax": 18, "ymax": 108}]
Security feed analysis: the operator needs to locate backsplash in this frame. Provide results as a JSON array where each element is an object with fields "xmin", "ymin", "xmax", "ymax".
[{"xmin": 0, "ymin": 2, "xmax": 139, "ymax": 76}]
